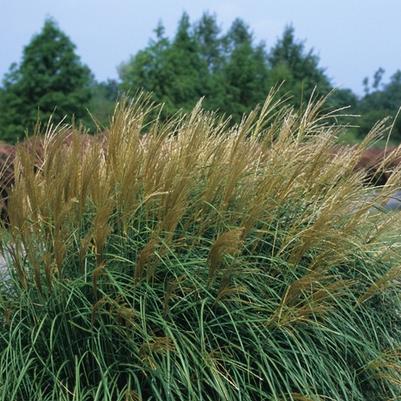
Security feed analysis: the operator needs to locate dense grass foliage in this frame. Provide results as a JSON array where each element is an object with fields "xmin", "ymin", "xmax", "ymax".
[{"xmin": 0, "ymin": 94, "xmax": 401, "ymax": 400}]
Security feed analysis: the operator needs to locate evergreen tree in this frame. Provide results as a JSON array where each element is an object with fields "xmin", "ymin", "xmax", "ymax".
[
  {"xmin": 193, "ymin": 13, "xmax": 225, "ymax": 111},
  {"xmin": 119, "ymin": 13, "xmax": 272, "ymax": 120},
  {"xmin": 120, "ymin": 14, "xmax": 208, "ymax": 116},
  {"xmin": 358, "ymin": 69, "xmax": 401, "ymax": 139},
  {"xmin": 220, "ymin": 19, "xmax": 270, "ymax": 121},
  {"xmin": 194, "ymin": 13, "xmax": 223, "ymax": 72},
  {"xmin": 119, "ymin": 21, "xmax": 172, "ymax": 110},
  {"xmin": 119, "ymin": 14, "xmax": 359, "ymax": 126},
  {"xmin": 164, "ymin": 13, "xmax": 209, "ymax": 112},
  {"xmin": 269, "ymin": 26, "xmax": 332, "ymax": 108},
  {"xmin": 0, "ymin": 18, "xmax": 92, "ymax": 142}
]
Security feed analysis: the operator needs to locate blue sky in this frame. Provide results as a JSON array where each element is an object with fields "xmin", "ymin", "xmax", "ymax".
[{"xmin": 0, "ymin": 0, "xmax": 400, "ymax": 95}]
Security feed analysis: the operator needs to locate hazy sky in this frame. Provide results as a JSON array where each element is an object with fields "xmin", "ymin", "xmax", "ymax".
[{"xmin": 0, "ymin": 0, "xmax": 400, "ymax": 95}]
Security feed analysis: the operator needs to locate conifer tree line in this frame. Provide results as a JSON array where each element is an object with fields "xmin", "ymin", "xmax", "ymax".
[{"xmin": 0, "ymin": 14, "xmax": 400, "ymax": 143}]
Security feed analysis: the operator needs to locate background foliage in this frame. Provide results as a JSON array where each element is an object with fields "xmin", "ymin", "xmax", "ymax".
[
  {"xmin": 0, "ymin": 19, "xmax": 92, "ymax": 142},
  {"xmin": 0, "ymin": 13, "xmax": 401, "ymax": 142}
]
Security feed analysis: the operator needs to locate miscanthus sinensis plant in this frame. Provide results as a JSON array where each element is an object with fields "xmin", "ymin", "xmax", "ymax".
[{"xmin": 0, "ymin": 93, "xmax": 400, "ymax": 400}]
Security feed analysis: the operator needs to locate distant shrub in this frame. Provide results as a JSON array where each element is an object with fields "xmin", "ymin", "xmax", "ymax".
[{"xmin": 0, "ymin": 93, "xmax": 400, "ymax": 401}]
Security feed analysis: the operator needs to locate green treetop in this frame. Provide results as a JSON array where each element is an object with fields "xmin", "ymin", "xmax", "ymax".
[
  {"xmin": 220, "ymin": 19, "xmax": 270, "ymax": 121},
  {"xmin": 120, "ymin": 14, "xmax": 209, "ymax": 116},
  {"xmin": 358, "ymin": 69, "xmax": 401, "ymax": 139},
  {"xmin": 0, "ymin": 18, "xmax": 92, "ymax": 142},
  {"xmin": 119, "ymin": 14, "xmax": 358, "ymax": 125},
  {"xmin": 268, "ymin": 26, "xmax": 332, "ymax": 108},
  {"xmin": 119, "ymin": 21, "xmax": 171, "ymax": 108}
]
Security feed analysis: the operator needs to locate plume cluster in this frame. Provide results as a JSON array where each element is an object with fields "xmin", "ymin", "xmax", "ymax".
[{"xmin": 0, "ymin": 92, "xmax": 400, "ymax": 400}]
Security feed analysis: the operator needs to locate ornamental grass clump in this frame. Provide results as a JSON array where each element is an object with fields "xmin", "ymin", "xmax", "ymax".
[{"xmin": 0, "ymin": 93, "xmax": 401, "ymax": 400}]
